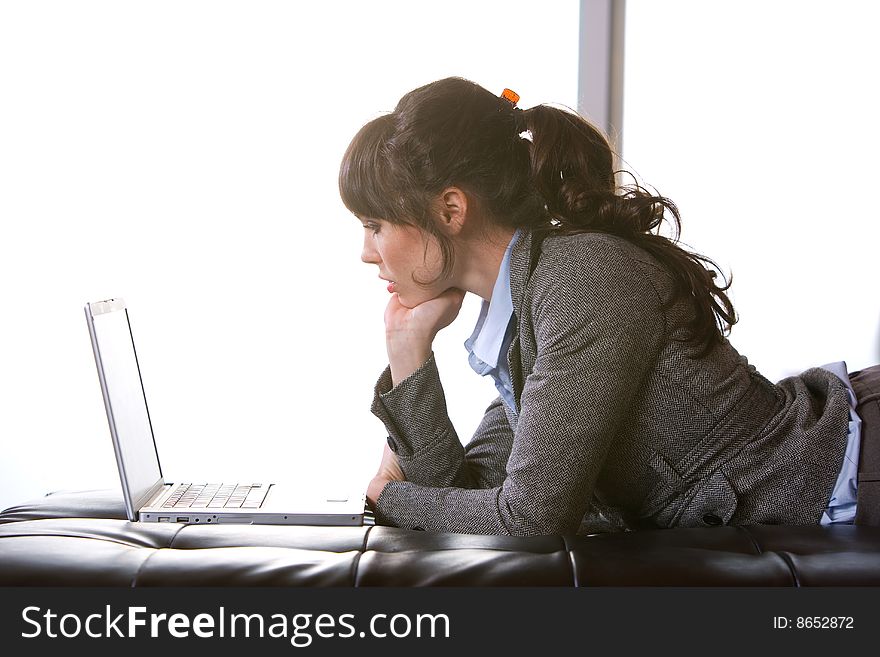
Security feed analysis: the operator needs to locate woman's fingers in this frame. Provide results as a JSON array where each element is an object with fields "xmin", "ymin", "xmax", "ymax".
[{"xmin": 384, "ymin": 287, "xmax": 466, "ymax": 339}]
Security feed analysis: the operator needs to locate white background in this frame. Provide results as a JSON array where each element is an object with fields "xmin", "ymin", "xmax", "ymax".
[
  {"xmin": 0, "ymin": 1, "xmax": 579, "ymax": 510},
  {"xmin": 1, "ymin": 1, "xmax": 877, "ymax": 512},
  {"xmin": 623, "ymin": 1, "xmax": 880, "ymax": 380}
]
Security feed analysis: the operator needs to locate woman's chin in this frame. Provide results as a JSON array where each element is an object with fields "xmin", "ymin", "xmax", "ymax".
[{"xmin": 395, "ymin": 290, "xmax": 434, "ymax": 309}]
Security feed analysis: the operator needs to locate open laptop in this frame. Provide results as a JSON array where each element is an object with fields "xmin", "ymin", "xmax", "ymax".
[{"xmin": 84, "ymin": 297, "xmax": 369, "ymax": 526}]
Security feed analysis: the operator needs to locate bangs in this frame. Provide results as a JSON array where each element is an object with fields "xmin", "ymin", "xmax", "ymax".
[{"xmin": 338, "ymin": 114, "xmax": 410, "ymax": 223}]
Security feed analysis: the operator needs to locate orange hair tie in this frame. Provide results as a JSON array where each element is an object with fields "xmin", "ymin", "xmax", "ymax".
[{"xmin": 500, "ymin": 88, "xmax": 520, "ymax": 107}]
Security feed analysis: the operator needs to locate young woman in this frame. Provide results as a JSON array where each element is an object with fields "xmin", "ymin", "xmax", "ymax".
[{"xmin": 338, "ymin": 77, "xmax": 879, "ymax": 535}]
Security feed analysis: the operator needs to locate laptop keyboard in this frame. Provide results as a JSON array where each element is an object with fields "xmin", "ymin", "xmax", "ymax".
[{"xmin": 162, "ymin": 483, "xmax": 268, "ymax": 509}]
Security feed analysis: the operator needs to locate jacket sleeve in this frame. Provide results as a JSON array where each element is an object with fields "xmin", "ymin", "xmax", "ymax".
[
  {"xmin": 373, "ymin": 242, "xmax": 666, "ymax": 535},
  {"xmin": 371, "ymin": 360, "xmax": 514, "ymax": 489}
]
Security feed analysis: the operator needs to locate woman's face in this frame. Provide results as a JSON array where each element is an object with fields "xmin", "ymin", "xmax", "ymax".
[{"xmin": 359, "ymin": 218, "xmax": 449, "ymax": 308}]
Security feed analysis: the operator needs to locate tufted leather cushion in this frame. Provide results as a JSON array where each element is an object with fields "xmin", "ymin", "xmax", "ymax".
[{"xmin": 1, "ymin": 490, "xmax": 878, "ymax": 586}]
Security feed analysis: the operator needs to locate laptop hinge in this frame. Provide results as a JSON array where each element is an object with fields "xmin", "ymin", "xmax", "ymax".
[{"xmin": 137, "ymin": 478, "xmax": 171, "ymax": 512}]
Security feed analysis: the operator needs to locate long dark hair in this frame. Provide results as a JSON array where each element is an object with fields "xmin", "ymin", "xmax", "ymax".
[{"xmin": 339, "ymin": 77, "xmax": 737, "ymax": 355}]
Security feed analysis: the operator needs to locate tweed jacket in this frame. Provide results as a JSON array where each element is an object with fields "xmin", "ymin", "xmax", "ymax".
[{"xmin": 370, "ymin": 229, "xmax": 851, "ymax": 535}]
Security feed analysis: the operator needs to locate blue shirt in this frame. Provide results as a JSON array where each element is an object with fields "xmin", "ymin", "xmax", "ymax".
[
  {"xmin": 463, "ymin": 229, "xmax": 861, "ymax": 524},
  {"xmin": 818, "ymin": 361, "xmax": 862, "ymax": 525},
  {"xmin": 464, "ymin": 230, "xmax": 520, "ymax": 414}
]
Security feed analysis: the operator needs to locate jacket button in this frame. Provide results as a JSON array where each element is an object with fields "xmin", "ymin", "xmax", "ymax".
[{"xmin": 702, "ymin": 513, "xmax": 723, "ymax": 526}]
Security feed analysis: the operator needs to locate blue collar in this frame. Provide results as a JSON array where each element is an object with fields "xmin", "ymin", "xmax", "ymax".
[{"xmin": 464, "ymin": 229, "xmax": 520, "ymax": 369}]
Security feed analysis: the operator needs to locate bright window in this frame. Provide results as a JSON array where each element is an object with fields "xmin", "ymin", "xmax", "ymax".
[
  {"xmin": 623, "ymin": 0, "xmax": 880, "ymax": 381},
  {"xmin": 0, "ymin": 1, "xmax": 579, "ymax": 507}
]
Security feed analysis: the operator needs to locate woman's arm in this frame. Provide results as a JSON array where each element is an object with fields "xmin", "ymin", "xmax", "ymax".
[
  {"xmin": 365, "ymin": 395, "xmax": 513, "ymax": 508},
  {"xmin": 371, "ymin": 241, "xmax": 667, "ymax": 535},
  {"xmin": 370, "ymin": 283, "xmax": 514, "ymax": 492},
  {"xmin": 371, "ymin": 360, "xmax": 514, "ymax": 489}
]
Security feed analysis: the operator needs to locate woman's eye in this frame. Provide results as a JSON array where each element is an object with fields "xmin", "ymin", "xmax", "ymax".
[{"xmin": 365, "ymin": 223, "xmax": 381, "ymax": 235}]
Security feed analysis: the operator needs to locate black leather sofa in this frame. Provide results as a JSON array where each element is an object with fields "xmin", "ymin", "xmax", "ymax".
[{"xmin": 2, "ymin": 489, "xmax": 879, "ymax": 586}]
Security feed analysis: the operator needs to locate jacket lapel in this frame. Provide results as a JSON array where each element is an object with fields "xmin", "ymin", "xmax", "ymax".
[
  {"xmin": 506, "ymin": 336, "xmax": 523, "ymax": 416},
  {"xmin": 508, "ymin": 228, "xmax": 535, "ymax": 323},
  {"xmin": 505, "ymin": 229, "xmax": 544, "ymax": 418}
]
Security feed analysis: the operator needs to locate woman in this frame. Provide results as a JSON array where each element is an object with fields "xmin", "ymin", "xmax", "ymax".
[{"xmin": 338, "ymin": 77, "xmax": 878, "ymax": 535}]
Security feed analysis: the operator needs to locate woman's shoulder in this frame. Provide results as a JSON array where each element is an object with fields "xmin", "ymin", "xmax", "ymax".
[
  {"xmin": 540, "ymin": 230, "xmax": 655, "ymax": 261},
  {"xmin": 523, "ymin": 230, "xmax": 673, "ymax": 325},
  {"xmin": 535, "ymin": 230, "xmax": 672, "ymax": 289},
  {"xmin": 524, "ymin": 230, "xmax": 671, "ymax": 352}
]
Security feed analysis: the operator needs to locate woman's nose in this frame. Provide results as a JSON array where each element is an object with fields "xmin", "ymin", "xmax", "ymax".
[{"xmin": 361, "ymin": 237, "xmax": 380, "ymax": 265}]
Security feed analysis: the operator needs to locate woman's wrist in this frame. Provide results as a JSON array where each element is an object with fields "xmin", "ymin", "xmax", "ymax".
[
  {"xmin": 366, "ymin": 476, "xmax": 391, "ymax": 511},
  {"xmin": 386, "ymin": 334, "xmax": 433, "ymax": 386}
]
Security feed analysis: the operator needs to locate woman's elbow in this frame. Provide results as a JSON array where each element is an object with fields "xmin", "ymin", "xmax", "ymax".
[{"xmin": 498, "ymin": 495, "xmax": 582, "ymax": 536}]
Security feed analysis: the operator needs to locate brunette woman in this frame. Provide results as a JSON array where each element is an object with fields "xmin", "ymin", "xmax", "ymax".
[{"xmin": 339, "ymin": 77, "xmax": 878, "ymax": 535}]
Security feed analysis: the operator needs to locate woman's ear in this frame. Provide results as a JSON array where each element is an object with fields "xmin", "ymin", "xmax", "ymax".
[{"xmin": 434, "ymin": 187, "xmax": 468, "ymax": 236}]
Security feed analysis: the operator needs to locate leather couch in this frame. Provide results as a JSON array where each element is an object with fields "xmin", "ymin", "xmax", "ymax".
[{"xmin": 2, "ymin": 489, "xmax": 879, "ymax": 586}]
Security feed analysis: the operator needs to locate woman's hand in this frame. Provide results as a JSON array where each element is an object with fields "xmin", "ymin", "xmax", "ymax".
[
  {"xmin": 366, "ymin": 444, "xmax": 405, "ymax": 510},
  {"xmin": 384, "ymin": 286, "xmax": 467, "ymax": 339},
  {"xmin": 384, "ymin": 287, "xmax": 466, "ymax": 385}
]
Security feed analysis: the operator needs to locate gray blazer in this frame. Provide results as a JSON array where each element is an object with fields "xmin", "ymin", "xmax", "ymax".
[{"xmin": 370, "ymin": 229, "xmax": 850, "ymax": 535}]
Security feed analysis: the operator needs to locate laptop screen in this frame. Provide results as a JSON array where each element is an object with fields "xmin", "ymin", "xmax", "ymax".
[{"xmin": 86, "ymin": 300, "xmax": 163, "ymax": 512}]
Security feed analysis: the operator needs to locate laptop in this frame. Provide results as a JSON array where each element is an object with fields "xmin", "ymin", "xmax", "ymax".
[{"xmin": 84, "ymin": 297, "xmax": 369, "ymax": 526}]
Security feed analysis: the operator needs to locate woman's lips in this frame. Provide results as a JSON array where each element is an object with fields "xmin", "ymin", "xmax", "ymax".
[{"xmin": 379, "ymin": 275, "xmax": 396, "ymax": 293}]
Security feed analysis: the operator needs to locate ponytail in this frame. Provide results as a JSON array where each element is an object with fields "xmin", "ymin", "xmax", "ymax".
[
  {"xmin": 520, "ymin": 104, "xmax": 737, "ymax": 356},
  {"xmin": 339, "ymin": 77, "xmax": 737, "ymax": 356}
]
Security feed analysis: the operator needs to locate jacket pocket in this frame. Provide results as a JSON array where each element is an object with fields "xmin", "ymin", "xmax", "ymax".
[
  {"xmin": 641, "ymin": 451, "xmax": 686, "ymax": 516},
  {"xmin": 674, "ymin": 469, "xmax": 739, "ymax": 528}
]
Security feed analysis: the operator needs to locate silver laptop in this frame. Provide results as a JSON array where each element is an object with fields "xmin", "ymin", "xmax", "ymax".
[{"xmin": 85, "ymin": 298, "xmax": 369, "ymax": 526}]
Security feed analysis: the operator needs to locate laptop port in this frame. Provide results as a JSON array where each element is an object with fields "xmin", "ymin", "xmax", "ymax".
[
  {"xmin": 158, "ymin": 517, "xmax": 169, "ymax": 522},
  {"xmin": 176, "ymin": 517, "xmax": 190, "ymax": 523}
]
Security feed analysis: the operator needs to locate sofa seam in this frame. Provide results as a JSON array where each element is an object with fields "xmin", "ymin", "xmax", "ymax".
[
  {"xmin": 735, "ymin": 525, "xmax": 764, "ymax": 554},
  {"xmin": 561, "ymin": 535, "xmax": 578, "ymax": 587},
  {"xmin": 361, "ymin": 525, "xmax": 373, "ymax": 554},
  {"xmin": 774, "ymin": 551, "xmax": 802, "ymax": 587},
  {"xmin": 349, "ymin": 525, "xmax": 373, "ymax": 586},
  {"xmin": 129, "ymin": 547, "xmax": 162, "ymax": 588},
  {"xmin": 351, "ymin": 550, "xmax": 365, "ymax": 587},
  {"xmin": 166, "ymin": 524, "xmax": 188, "ymax": 550}
]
